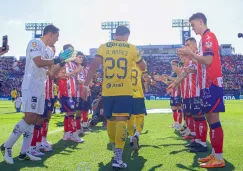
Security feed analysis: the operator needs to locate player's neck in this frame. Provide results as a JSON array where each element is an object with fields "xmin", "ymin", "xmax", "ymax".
[
  {"xmin": 41, "ymin": 37, "xmax": 49, "ymax": 46},
  {"xmin": 200, "ymin": 27, "xmax": 209, "ymax": 37}
]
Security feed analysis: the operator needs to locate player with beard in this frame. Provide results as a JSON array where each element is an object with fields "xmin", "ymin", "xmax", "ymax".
[{"xmin": 1, "ymin": 25, "xmax": 73, "ymax": 164}]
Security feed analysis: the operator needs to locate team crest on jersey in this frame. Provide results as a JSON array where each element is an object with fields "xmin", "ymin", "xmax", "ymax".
[
  {"xmin": 205, "ymin": 41, "xmax": 212, "ymax": 48},
  {"xmin": 32, "ymin": 42, "xmax": 37, "ymax": 48},
  {"xmin": 31, "ymin": 103, "xmax": 36, "ymax": 109}
]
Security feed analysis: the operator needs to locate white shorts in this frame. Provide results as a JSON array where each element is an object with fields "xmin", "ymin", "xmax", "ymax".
[{"xmin": 21, "ymin": 90, "xmax": 45, "ymax": 115}]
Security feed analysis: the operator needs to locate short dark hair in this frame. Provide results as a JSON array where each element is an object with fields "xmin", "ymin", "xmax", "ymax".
[
  {"xmin": 115, "ymin": 26, "xmax": 130, "ymax": 36},
  {"xmin": 77, "ymin": 51, "xmax": 84, "ymax": 57},
  {"xmin": 63, "ymin": 44, "xmax": 74, "ymax": 50},
  {"xmin": 171, "ymin": 60, "xmax": 179, "ymax": 65},
  {"xmin": 189, "ymin": 12, "xmax": 207, "ymax": 25},
  {"xmin": 43, "ymin": 25, "xmax": 59, "ymax": 36},
  {"xmin": 186, "ymin": 37, "xmax": 197, "ymax": 43}
]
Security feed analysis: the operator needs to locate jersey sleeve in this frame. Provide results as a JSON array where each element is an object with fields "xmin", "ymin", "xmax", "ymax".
[
  {"xmin": 202, "ymin": 33, "xmax": 217, "ymax": 57},
  {"xmin": 132, "ymin": 46, "xmax": 142, "ymax": 64},
  {"xmin": 28, "ymin": 40, "xmax": 42, "ymax": 59},
  {"xmin": 96, "ymin": 44, "xmax": 105, "ymax": 58}
]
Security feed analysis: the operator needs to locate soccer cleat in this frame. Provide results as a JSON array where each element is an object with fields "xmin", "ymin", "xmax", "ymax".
[
  {"xmin": 19, "ymin": 152, "xmax": 42, "ymax": 161},
  {"xmin": 185, "ymin": 141, "xmax": 199, "ymax": 148},
  {"xmin": 71, "ymin": 132, "xmax": 84, "ymax": 143},
  {"xmin": 63, "ymin": 132, "xmax": 73, "ymax": 140},
  {"xmin": 190, "ymin": 144, "xmax": 208, "ymax": 153},
  {"xmin": 112, "ymin": 160, "xmax": 127, "ymax": 170},
  {"xmin": 182, "ymin": 135, "xmax": 194, "ymax": 140},
  {"xmin": 1, "ymin": 144, "xmax": 14, "ymax": 164},
  {"xmin": 198, "ymin": 154, "xmax": 214, "ymax": 163},
  {"xmin": 190, "ymin": 138, "xmax": 195, "ymax": 143},
  {"xmin": 132, "ymin": 135, "xmax": 139, "ymax": 151},
  {"xmin": 29, "ymin": 147, "xmax": 45, "ymax": 157},
  {"xmin": 200, "ymin": 158, "xmax": 225, "ymax": 168},
  {"xmin": 42, "ymin": 138, "xmax": 52, "ymax": 147},
  {"xmin": 175, "ymin": 124, "xmax": 182, "ymax": 131},
  {"xmin": 77, "ymin": 129, "xmax": 88, "ymax": 135},
  {"xmin": 39, "ymin": 144, "xmax": 53, "ymax": 152},
  {"xmin": 180, "ymin": 127, "xmax": 190, "ymax": 135}
]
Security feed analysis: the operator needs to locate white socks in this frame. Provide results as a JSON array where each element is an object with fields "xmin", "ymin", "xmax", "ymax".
[
  {"xmin": 4, "ymin": 119, "xmax": 29, "ymax": 148},
  {"xmin": 20, "ymin": 124, "xmax": 34, "ymax": 154}
]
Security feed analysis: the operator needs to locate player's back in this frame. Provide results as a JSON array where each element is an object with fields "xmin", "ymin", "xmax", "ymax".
[
  {"xmin": 132, "ymin": 64, "xmax": 144, "ymax": 98},
  {"xmin": 97, "ymin": 40, "xmax": 141, "ymax": 96}
]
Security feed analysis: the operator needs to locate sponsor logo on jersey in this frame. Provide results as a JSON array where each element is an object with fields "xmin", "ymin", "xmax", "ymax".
[
  {"xmin": 32, "ymin": 42, "xmax": 37, "ymax": 48},
  {"xmin": 106, "ymin": 42, "xmax": 130, "ymax": 48}
]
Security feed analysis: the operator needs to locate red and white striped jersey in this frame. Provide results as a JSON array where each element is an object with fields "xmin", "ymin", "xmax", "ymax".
[
  {"xmin": 45, "ymin": 76, "xmax": 54, "ymax": 99},
  {"xmin": 198, "ymin": 29, "xmax": 223, "ymax": 89},
  {"xmin": 188, "ymin": 60, "xmax": 200, "ymax": 97},
  {"xmin": 58, "ymin": 62, "xmax": 77, "ymax": 98},
  {"xmin": 180, "ymin": 65, "xmax": 190, "ymax": 99},
  {"xmin": 171, "ymin": 86, "xmax": 181, "ymax": 97},
  {"xmin": 77, "ymin": 67, "xmax": 90, "ymax": 98}
]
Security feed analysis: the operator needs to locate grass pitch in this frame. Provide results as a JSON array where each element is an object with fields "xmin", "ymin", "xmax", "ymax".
[{"xmin": 0, "ymin": 100, "xmax": 242, "ymax": 171}]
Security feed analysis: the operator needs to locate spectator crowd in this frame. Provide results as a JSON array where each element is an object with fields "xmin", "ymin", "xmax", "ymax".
[{"xmin": 0, "ymin": 54, "xmax": 243, "ymax": 97}]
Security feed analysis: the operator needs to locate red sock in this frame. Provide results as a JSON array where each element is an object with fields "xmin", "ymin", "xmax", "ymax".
[
  {"xmin": 172, "ymin": 110, "xmax": 177, "ymax": 122},
  {"xmin": 190, "ymin": 116, "xmax": 195, "ymax": 133},
  {"xmin": 210, "ymin": 122, "xmax": 224, "ymax": 153},
  {"xmin": 37, "ymin": 125, "xmax": 42, "ymax": 143},
  {"xmin": 31, "ymin": 125, "xmax": 41, "ymax": 146},
  {"xmin": 185, "ymin": 116, "xmax": 190, "ymax": 129},
  {"xmin": 177, "ymin": 110, "xmax": 182, "ymax": 124},
  {"xmin": 64, "ymin": 116, "xmax": 68, "ymax": 132},
  {"xmin": 42, "ymin": 119, "xmax": 49, "ymax": 137},
  {"xmin": 199, "ymin": 119, "xmax": 208, "ymax": 142},
  {"xmin": 76, "ymin": 117, "xmax": 81, "ymax": 130},
  {"xmin": 194, "ymin": 120, "xmax": 201, "ymax": 140},
  {"xmin": 82, "ymin": 111, "xmax": 88, "ymax": 123},
  {"xmin": 68, "ymin": 115, "xmax": 75, "ymax": 133}
]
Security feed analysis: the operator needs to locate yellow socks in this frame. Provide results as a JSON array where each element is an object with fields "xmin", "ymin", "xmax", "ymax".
[
  {"xmin": 107, "ymin": 120, "xmax": 116, "ymax": 143},
  {"xmin": 115, "ymin": 120, "xmax": 127, "ymax": 149},
  {"xmin": 127, "ymin": 115, "xmax": 134, "ymax": 137},
  {"xmin": 135, "ymin": 114, "xmax": 145, "ymax": 136}
]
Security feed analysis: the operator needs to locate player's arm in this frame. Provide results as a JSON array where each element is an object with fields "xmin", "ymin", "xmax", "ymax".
[
  {"xmin": 133, "ymin": 48, "xmax": 147, "ymax": 71},
  {"xmin": 66, "ymin": 65, "xmax": 83, "ymax": 78},
  {"xmin": 190, "ymin": 53, "xmax": 213, "ymax": 66}
]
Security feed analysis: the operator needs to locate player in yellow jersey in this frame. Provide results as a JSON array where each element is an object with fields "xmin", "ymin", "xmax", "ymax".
[
  {"xmin": 82, "ymin": 26, "xmax": 146, "ymax": 170},
  {"xmin": 127, "ymin": 64, "xmax": 151, "ymax": 151},
  {"xmin": 10, "ymin": 88, "xmax": 17, "ymax": 102}
]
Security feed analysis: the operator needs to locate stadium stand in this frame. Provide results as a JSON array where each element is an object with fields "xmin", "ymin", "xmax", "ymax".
[{"xmin": 0, "ymin": 54, "xmax": 242, "ymax": 98}]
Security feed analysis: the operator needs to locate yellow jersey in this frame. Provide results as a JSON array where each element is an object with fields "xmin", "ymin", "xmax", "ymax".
[
  {"xmin": 132, "ymin": 64, "xmax": 145, "ymax": 98},
  {"xmin": 97, "ymin": 40, "xmax": 142, "ymax": 96},
  {"xmin": 11, "ymin": 90, "xmax": 17, "ymax": 98},
  {"xmin": 54, "ymin": 84, "xmax": 58, "ymax": 96}
]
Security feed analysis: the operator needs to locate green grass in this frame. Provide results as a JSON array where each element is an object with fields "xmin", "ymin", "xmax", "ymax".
[{"xmin": 0, "ymin": 100, "xmax": 243, "ymax": 171}]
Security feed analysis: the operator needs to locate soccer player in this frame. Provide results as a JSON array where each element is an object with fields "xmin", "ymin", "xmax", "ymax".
[
  {"xmin": 76, "ymin": 54, "xmax": 91, "ymax": 134},
  {"xmin": 154, "ymin": 60, "xmax": 183, "ymax": 130},
  {"xmin": 82, "ymin": 26, "xmax": 146, "ymax": 169},
  {"xmin": 58, "ymin": 45, "xmax": 83, "ymax": 143},
  {"xmin": 14, "ymin": 93, "xmax": 22, "ymax": 113},
  {"xmin": 177, "ymin": 13, "xmax": 225, "ymax": 168},
  {"xmin": 127, "ymin": 63, "xmax": 151, "ymax": 151},
  {"xmin": 10, "ymin": 88, "xmax": 17, "ymax": 102},
  {"xmin": 167, "ymin": 37, "xmax": 208, "ymax": 152},
  {"xmin": 1, "ymin": 25, "xmax": 73, "ymax": 164}
]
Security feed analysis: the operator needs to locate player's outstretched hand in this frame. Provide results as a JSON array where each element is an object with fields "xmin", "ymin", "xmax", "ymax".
[
  {"xmin": 54, "ymin": 49, "xmax": 74, "ymax": 64},
  {"xmin": 153, "ymin": 75, "xmax": 162, "ymax": 81},
  {"xmin": 166, "ymin": 83, "xmax": 176, "ymax": 94}
]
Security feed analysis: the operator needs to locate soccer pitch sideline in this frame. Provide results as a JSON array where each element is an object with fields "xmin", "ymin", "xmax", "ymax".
[{"xmin": 0, "ymin": 100, "xmax": 242, "ymax": 171}]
